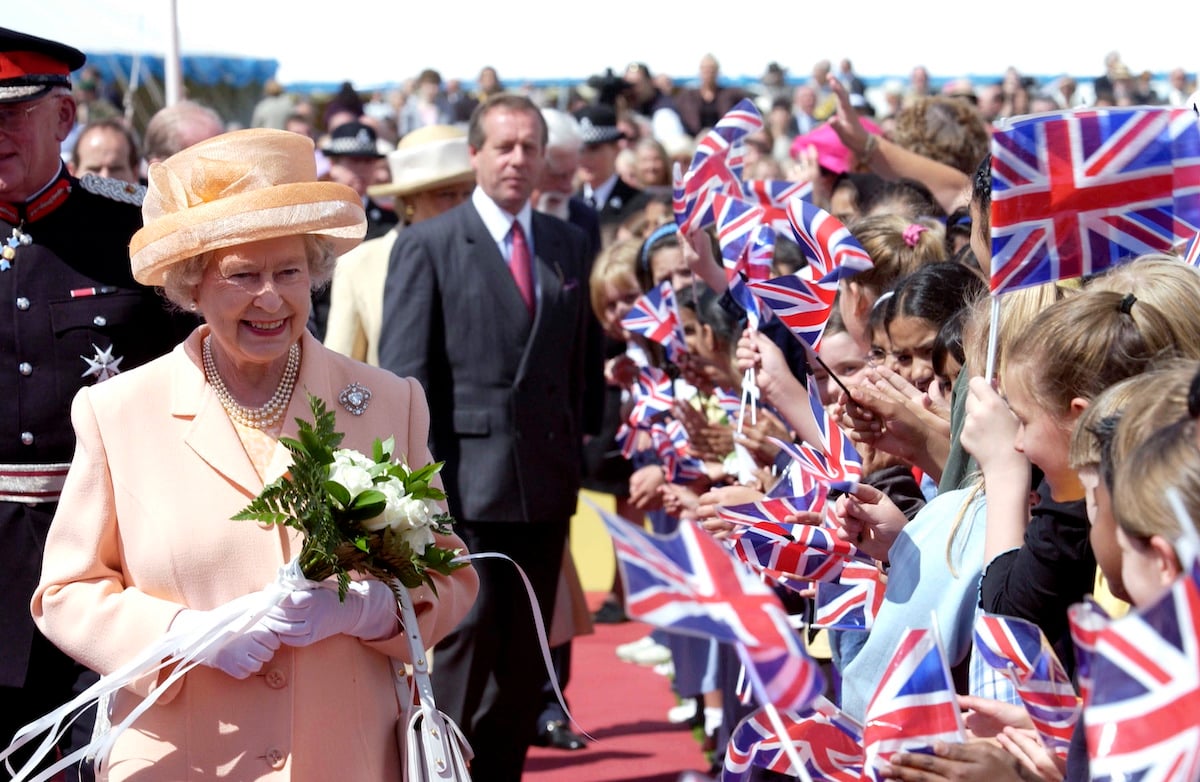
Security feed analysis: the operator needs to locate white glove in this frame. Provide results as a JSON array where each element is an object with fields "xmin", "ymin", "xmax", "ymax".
[
  {"xmin": 170, "ymin": 595, "xmax": 283, "ymax": 680},
  {"xmin": 262, "ymin": 580, "xmax": 398, "ymax": 647}
]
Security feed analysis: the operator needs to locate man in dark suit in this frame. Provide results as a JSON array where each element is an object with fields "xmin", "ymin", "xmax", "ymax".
[{"xmin": 378, "ymin": 94, "xmax": 593, "ymax": 781}]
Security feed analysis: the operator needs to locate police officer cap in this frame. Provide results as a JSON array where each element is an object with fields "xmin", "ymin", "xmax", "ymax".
[{"xmin": 0, "ymin": 27, "xmax": 86, "ymax": 104}]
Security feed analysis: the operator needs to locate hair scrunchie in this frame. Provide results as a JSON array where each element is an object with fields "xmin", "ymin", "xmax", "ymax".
[
  {"xmin": 902, "ymin": 223, "xmax": 928, "ymax": 248},
  {"xmin": 1118, "ymin": 292, "xmax": 1137, "ymax": 315}
]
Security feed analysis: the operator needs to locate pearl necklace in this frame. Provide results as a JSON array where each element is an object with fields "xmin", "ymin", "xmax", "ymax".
[{"xmin": 202, "ymin": 336, "xmax": 300, "ymax": 429}]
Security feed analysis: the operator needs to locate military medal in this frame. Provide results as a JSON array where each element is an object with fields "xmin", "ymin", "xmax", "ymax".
[
  {"xmin": 1, "ymin": 225, "xmax": 31, "ymax": 271},
  {"xmin": 338, "ymin": 382, "xmax": 371, "ymax": 416},
  {"xmin": 81, "ymin": 343, "xmax": 123, "ymax": 382}
]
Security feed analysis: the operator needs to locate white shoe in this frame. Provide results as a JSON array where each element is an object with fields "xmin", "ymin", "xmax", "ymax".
[
  {"xmin": 667, "ymin": 700, "xmax": 698, "ymax": 724},
  {"xmin": 615, "ymin": 635, "xmax": 659, "ymax": 662},
  {"xmin": 653, "ymin": 661, "xmax": 675, "ymax": 677},
  {"xmin": 628, "ymin": 640, "xmax": 672, "ymax": 666}
]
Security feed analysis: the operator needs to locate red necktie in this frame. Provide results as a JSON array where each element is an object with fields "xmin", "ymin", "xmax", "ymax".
[{"xmin": 510, "ymin": 220, "xmax": 534, "ymax": 317}]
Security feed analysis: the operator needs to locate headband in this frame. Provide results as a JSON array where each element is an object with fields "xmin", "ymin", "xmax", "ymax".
[{"xmin": 639, "ymin": 222, "xmax": 679, "ymax": 270}]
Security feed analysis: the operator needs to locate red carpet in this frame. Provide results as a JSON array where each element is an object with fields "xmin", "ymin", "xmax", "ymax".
[{"xmin": 523, "ymin": 596, "xmax": 710, "ymax": 782}]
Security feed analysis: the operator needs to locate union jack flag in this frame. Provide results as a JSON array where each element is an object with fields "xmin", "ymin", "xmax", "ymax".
[
  {"xmin": 716, "ymin": 496, "xmax": 820, "ymax": 530},
  {"xmin": 862, "ymin": 628, "xmax": 965, "ymax": 781},
  {"xmin": 1084, "ymin": 561, "xmax": 1200, "ymax": 781},
  {"xmin": 743, "ymin": 178, "xmax": 814, "ymax": 233},
  {"xmin": 1068, "ymin": 596, "xmax": 1111, "ymax": 706},
  {"xmin": 712, "ymin": 194, "xmax": 766, "ymax": 274},
  {"xmin": 650, "ymin": 419, "xmax": 707, "ymax": 484},
  {"xmin": 787, "ymin": 198, "xmax": 875, "ymax": 284},
  {"xmin": 989, "ymin": 107, "xmax": 1200, "ymax": 294},
  {"xmin": 596, "ymin": 506, "xmax": 823, "ymax": 711},
  {"xmin": 749, "ymin": 272, "xmax": 837, "ymax": 350},
  {"xmin": 801, "ymin": 378, "xmax": 864, "ymax": 487},
  {"xmin": 1183, "ymin": 232, "xmax": 1200, "ymax": 267},
  {"xmin": 973, "ymin": 613, "xmax": 1081, "ymax": 757},
  {"xmin": 723, "ymin": 706, "xmax": 864, "ymax": 782},
  {"xmin": 727, "ymin": 514, "xmax": 872, "ymax": 584},
  {"xmin": 621, "ymin": 280, "xmax": 687, "ymax": 361},
  {"xmin": 673, "ymin": 99, "xmax": 761, "ymax": 233},
  {"xmin": 727, "ymin": 223, "xmax": 776, "ymax": 328},
  {"xmin": 628, "ymin": 365, "xmax": 675, "ymax": 428},
  {"xmin": 814, "ymin": 561, "xmax": 886, "ymax": 631}
]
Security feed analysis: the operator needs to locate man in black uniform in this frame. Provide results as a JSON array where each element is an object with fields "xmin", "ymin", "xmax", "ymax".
[{"xmin": 0, "ymin": 27, "xmax": 193, "ymax": 778}]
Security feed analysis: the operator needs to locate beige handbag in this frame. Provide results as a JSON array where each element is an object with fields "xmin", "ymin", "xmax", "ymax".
[{"xmin": 393, "ymin": 585, "xmax": 474, "ymax": 782}]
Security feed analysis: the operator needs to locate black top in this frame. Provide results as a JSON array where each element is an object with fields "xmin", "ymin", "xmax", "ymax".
[
  {"xmin": 0, "ymin": 169, "xmax": 194, "ymax": 686},
  {"xmin": 979, "ymin": 476, "xmax": 1095, "ymax": 676}
]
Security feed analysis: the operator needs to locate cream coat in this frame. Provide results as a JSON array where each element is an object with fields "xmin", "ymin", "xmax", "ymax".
[
  {"xmin": 323, "ymin": 227, "xmax": 399, "ymax": 366},
  {"xmin": 32, "ymin": 327, "xmax": 479, "ymax": 781}
]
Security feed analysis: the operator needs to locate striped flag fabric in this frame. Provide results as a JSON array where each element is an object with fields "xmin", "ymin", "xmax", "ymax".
[
  {"xmin": 620, "ymin": 280, "xmax": 687, "ymax": 362},
  {"xmin": 973, "ymin": 613, "xmax": 1081, "ymax": 757},
  {"xmin": 1085, "ymin": 561, "xmax": 1200, "ymax": 781},
  {"xmin": 723, "ymin": 706, "xmax": 863, "ymax": 782},
  {"xmin": 597, "ymin": 506, "xmax": 823, "ymax": 711},
  {"xmin": 1182, "ymin": 232, "xmax": 1200, "ymax": 267},
  {"xmin": 673, "ymin": 99, "xmax": 761, "ymax": 233},
  {"xmin": 814, "ymin": 561, "xmax": 887, "ymax": 631},
  {"xmin": 627, "ymin": 365, "xmax": 675, "ymax": 428},
  {"xmin": 862, "ymin": 628, "xmax": 966, "ymax": 781},
  {"xmin": 989, "ymin": 107, "xmax": 1200, "ymax": 294},
  {"xmin": 786, "ymin": 198, "xmax": 874, "ymax": 284},
  {"xmin": 1068, "ymin": 596, "xmax": 1111, "ymax": 706}
]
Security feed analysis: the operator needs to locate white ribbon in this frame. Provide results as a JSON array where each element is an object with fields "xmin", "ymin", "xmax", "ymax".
[
  {"xmin": 450, "ymin": 552, "xmax": 592, "ymax": 741},
  {"xmin": 1, "ymin": 559, "xmax": 307, "ymax": 782}
]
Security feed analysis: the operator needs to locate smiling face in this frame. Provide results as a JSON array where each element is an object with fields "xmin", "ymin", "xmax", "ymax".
[{"xmin": 197, "ymin": 235, "xmax": 312, "ymax": 379}]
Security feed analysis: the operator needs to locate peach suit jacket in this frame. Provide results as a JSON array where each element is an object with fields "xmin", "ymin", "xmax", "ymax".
[{"xmin": 32, "ymin": 326, "xmax": 479, "ymax": 782}]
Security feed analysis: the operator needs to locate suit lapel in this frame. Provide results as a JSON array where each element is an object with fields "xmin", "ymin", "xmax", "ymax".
[
  {"xmin": 174, "ymin": 329, "xmax": 263, "ymax": 497},
  {"xmin": 263, "ymin": 332, "xmax": 337, "ymax": 484},
  {"xmin": 462, "ymin": 204, "xmax": 536, "ymax": 331}
]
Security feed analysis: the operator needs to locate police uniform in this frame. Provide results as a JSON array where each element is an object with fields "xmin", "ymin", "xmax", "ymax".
[{"xmin": 0, "ymin": 25, "xmax": 194, "ymax": 778}]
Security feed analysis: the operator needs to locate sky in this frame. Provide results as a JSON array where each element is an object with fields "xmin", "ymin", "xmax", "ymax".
[{"xmin": 8, "ymin": 1, "xmax": 1194, "ymax": 90}]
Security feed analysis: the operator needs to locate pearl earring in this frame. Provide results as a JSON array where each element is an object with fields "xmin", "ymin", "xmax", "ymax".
[{"xmin": 189, "ymin": 301, "xmax": 198, "ymax": 312}]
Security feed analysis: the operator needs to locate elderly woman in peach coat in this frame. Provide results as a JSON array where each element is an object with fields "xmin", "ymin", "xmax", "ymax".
[{"xmin": 31, "ymin": 129, "xmax": 478, "ymax": 781}]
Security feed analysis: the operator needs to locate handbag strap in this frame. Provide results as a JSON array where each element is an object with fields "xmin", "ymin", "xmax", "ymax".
[{"xmin": 395, "ymin": 584, "xmax": 438, "ymax": 712}]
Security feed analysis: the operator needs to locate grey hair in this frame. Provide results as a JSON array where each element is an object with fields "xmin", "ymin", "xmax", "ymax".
[
  {"xmin": 159, "ymin": 235, "xmax": 338, "ymax": 311},
  {"xmin": 541, "ymin": 108, "xmax": 583, "ymax": 153}
]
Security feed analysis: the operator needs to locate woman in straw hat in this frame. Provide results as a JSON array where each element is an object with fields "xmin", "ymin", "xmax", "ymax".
[
  {"xmin": 30, "ymin": 128, "xmax": 478, "ymax": 781},
  {"xmin": 324, "ymin": 125, "xmax": 475, "ymax": 365}
]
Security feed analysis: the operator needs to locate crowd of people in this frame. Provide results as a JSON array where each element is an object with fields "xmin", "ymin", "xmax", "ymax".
[{"xmin": 4, "ymin": 17, "xmax": 1200, "ymax": 782}]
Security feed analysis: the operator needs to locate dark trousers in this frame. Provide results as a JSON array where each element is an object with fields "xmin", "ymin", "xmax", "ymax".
[
  {"xmin": 0, "ymin": 631, "xmax": 96, "ymax": 782},
  {"xmin": 431, "ymin": 521, "xmax": 567, "ymax": 782}
]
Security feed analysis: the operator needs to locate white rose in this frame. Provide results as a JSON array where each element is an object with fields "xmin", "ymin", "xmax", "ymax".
[
  {"xmin": 332, "ymin": 448, "xmax": 374, "ymax": 469},
  {"xmin": 327, "ymin": 461, "xmax": 374, "ymax": 500},
  {"xmin": 393, "ymin": 495, "xmax": 433, "ymax": 531},
  {"xmin": 362, "ymin": 478, "xmax": 406, "ymax": 532},
  {"xmin": 398, "ymin": 522, "xmax": 436, "ymax": 554}
]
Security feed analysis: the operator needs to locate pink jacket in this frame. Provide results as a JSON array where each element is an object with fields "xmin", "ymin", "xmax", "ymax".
[{"xmin": 32, "ymin": 327, "xmax": 479, "ymax": 781}]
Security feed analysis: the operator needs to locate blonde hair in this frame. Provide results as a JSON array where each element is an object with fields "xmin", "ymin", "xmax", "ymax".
[
  {"xmin": 960, "ymin": 281, "xmax": 1066, "ymax": 378},
  {"xmin": 588, "ymin": 238, "xmax": 641, "ymax": 322},
  {"xmin": 1005, "ymin": 289, "xmax": 1188, "ymax": 417},
  {"xmin": 1067, "ymin": 372, "xmax": 1145, "ymax": 470},
  {"xmin": 1085, "ymin": 255, "xmax": 1200, "ymax": 358},
  {"xmin": 1107, "ymin": 361, "xmax": 1196, "ymax": 480},
  {"xmin": 848, "ymin": 214, "xmax": 946, "ymax": 299},
  {"xmin": 1112, "ymin": 416, "xmax": 1200, "ymax": 541}
]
